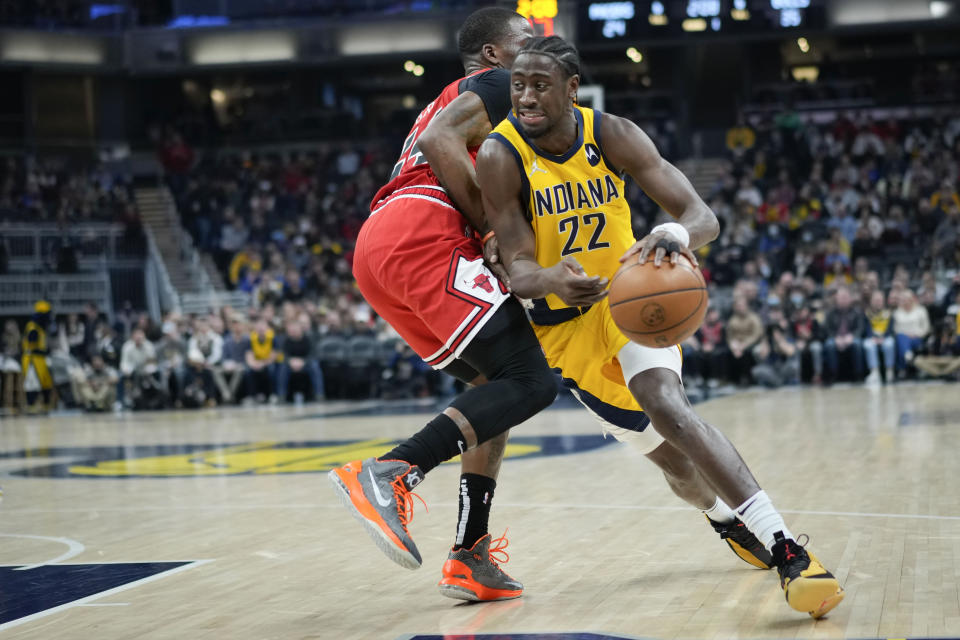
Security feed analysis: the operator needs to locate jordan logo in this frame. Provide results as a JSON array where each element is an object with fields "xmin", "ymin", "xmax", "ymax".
[{"xmin": 528, "ymin": 158, "xmax": 548, "ymax": 177}]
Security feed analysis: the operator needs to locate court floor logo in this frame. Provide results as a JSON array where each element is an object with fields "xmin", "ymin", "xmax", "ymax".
[{"xmin": 2, "ymin": 435, "xmax": 612, "ymax": 478}]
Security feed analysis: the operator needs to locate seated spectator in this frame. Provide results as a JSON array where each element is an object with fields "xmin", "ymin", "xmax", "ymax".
[
  {"xmin": 2, "ymin": 319, "xmax": 22, "ymax": 411},
  {"xmin": 120, "ymin": 328, "xmax": 156, "ymax": 407},
  {"xmin": 822, "ymin": 286, "xmax": 865, "ymax": 383},
  {"xmin": 244, "ymin": 317, "xmax": 279, "ymax": 403},
  {"xmin": 695, "ymin": 307, "xmax": 728, "ymax": 386},
  {"xmin": 230, "ymin": 244, "xmax": 263, "ymax": 288},
  {"xmin": 893, "ymin": 290, "xmax": 932, "ymax": 378},
  {"xmin": 791, "ymin": 302, "xmax": 824, "ymax": 383},
  {"xmin": 184, "ymin": 316, "xmax": 223, "ymax": 408},
  {"xmin": 277, "ymin": 319, "xmax": 322, "ymax": 402},
  {"xmin": 862, "ymin": 290, "xmax": 896, "ymax": 385},
  {"xmin": 725, "ymin": 296, "xmax": 764, "ymax": 386},
  {"xmin": 156, "ymin": 319, "xmax": 188, "ymax": 406},
  {"xmin": 214, "ymin": 315, "xmax": 248, "ymax": 404},
  {"xmin": 74, "ymin": 354, "xmax": 118, "ymax": 412}
]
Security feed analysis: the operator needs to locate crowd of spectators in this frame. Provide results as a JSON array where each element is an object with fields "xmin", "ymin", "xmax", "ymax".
[
  {"xmin": 675, "ymin": 107, "xmax": 960, "ymax": 388},
  {"xmin": 163, "ymin": 106, "xmax": 960, "ymax": 395},
  {"xmin": 4, "ymin": 105, "xmax": 960, "ymax": 414},
  {"xmin": 0, "ymin": 299, "xmax": 453, "ymax": 414}
]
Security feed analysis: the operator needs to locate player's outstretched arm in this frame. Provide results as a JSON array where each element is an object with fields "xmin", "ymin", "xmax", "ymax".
[
  {"xmin": 600, "ymin": 114, "xmax": 720, "ymax": 266},
  {"xmin": 476, "ymin": 139, "xmax": 608, "ymax": 307},
  {"xmin": 418, "ymin": 92, "xmax": 495, "ymax": 234}
]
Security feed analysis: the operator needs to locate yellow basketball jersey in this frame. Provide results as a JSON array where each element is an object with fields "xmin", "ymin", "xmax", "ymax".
[{"xmin": 489, "ymin": 106, "xmax": 634, "ymax": 323}]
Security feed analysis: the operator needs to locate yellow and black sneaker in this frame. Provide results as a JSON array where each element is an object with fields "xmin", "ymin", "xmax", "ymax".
[
  {"xmin": 771, "ymin": 532, "xmax": 845, "ymax": 619},
  {"xmin": 707, "ymin": 515, "xmax": 772, "ymax": 569}
]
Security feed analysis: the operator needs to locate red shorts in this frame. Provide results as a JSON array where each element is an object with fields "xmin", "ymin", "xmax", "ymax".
[{"xmin": 354, "ymin": 186, "xmax": 511, "ymax": 369}]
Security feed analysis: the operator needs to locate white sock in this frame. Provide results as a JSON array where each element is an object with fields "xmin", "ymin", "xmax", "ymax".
[
  {"xmin": 702, "ymin": 497, "xmax": 736, "ymax": 524},
  {"xmin": 735, "ymin": 490, "xmax": 792, "ymax": 551}
]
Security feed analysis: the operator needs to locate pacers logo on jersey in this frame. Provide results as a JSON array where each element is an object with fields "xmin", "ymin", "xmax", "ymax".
[
  {"xmin": 584, "ymin": 143, "xmax": 601, "ymax": 167},
  {"xmin": 5, "ymin": 435, "xmax": 613, "ymax": 478}
]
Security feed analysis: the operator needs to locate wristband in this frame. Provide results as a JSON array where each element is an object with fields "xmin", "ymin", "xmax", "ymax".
[
  {"xmin": 481, "ymin": 230, "xmax": 496, "ymax": 247},
  {"xmin": 651, "ymin": 222, "xmax": 690, "ymax": 248}
]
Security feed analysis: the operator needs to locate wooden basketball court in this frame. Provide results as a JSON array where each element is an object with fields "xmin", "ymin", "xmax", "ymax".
[{"xmin": 2, "ymin": 383, "xmax": 959, "ymax": 639}]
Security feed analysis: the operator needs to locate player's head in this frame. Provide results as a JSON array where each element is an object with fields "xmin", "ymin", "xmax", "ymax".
[
  {"xmin": 458, "ymin": 7, "xmax": 532, "ymax": 72},
  {"xmin": 510, "ymin": 36, "xmax": 581, "ymax": 138}
]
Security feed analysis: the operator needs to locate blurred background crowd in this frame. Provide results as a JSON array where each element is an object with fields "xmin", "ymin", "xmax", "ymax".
[
  {"xmin": 3, "ymin": 104, "xmax": 959, "ymax": 415},
  {"xmin": 1, "ymin": 0, "xmax": 959, "ymax": 414}
]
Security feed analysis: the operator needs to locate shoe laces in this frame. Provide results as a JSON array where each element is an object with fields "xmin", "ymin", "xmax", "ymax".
[
  {"xmin": 390, "ymin": 475, "xmax": 428, "ymax": 527},
  {"xmin": 487, "ymin": 530, "xmax": 511, "ymax": 567}
]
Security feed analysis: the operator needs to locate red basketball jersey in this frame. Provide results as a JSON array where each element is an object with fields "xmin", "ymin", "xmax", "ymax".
[{"xmin": 370, "ymin": 68, "xmax": 510, "ymax": 210}]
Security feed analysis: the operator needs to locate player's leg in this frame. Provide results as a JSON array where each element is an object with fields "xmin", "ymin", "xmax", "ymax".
[
  {"xmin": 438, "ymin": 365, "xmax": 520, "ymax": 601},
  {"xmin": 330, "ymin": 219, "xmax": 555, "ymax": 571},
  {"xmin": 625, "ymin": 362, "xmax": 843, "ymax": 618},
  {"xmin": 566, "ymin": 363, "xmax": 770, "ymax": 570}
]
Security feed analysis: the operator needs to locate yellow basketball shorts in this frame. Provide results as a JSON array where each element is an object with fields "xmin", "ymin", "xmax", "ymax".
[{"xmin": 532, "ymin": 298, "xmax": 682, "ymax": 454}]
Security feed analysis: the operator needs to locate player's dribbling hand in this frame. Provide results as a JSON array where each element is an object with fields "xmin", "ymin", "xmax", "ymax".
[
  {"xmin": 620, "ymin": 231, "xmax": 699, "ymax": 268},
  {"xmin": 550, "ymin": 256, "xmax": 609, "ymax": 306},
  {"xmin": 483, "ymin": 234, "xmax": 511, "ymax": 291}
]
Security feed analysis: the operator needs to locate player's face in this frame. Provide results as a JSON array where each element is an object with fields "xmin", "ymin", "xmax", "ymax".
[
  {"xmin": 510, "ymin": 54, "xmax": 578, "ymax": 139},
  {"xmin": 494, "ymin": 17, "xmax": 535, "ymax": 70}
]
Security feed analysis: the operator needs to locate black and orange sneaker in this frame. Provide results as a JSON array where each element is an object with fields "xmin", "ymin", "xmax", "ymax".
[
  {"xmin": 771, "ymin": 532, "xmax": 845, "ymax": 618},
  {"xmin": 706, "ymin": 515, "xmax": 773, "ymax": 569},
  {"xmin": 438, "ymin": 532, "xmax": 523, "ymax": 601},
  {"xmin": 328, "ymin": 457, "xmax": 426, "ymax": 570}
]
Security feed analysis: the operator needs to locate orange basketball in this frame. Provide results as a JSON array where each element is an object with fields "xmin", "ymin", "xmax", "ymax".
[{"xmin": 608, "ymin": 254, "xmax": 708, "ymax": 348}]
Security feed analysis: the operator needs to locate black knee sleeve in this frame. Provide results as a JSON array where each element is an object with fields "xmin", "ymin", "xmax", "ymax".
[{"xmin": 449, "ymin": 298, "xmax": 557, "ymax": 445}]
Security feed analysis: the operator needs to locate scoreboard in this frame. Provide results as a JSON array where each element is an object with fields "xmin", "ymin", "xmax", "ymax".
[{"xmin": 578, "ymin": 0, "xmax": 827, "ymax": 41}]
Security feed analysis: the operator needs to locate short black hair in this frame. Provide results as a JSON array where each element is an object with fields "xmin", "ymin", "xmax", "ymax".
[
  {"xmin": 517, "ymin": 35, "xmax": 581, "ymax": 78},
  {"xmin": 458, "ymin": 7, "xmax": 524, "ymax": 59}
]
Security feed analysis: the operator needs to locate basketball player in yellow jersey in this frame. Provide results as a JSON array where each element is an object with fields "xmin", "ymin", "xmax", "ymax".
[{"xmin": 476, "ymin": 35, "xmax": 844, "ymax": 619}]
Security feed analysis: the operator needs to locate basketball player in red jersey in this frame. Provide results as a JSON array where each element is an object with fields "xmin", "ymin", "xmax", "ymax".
[{"xmin": 329, "ymin": 7, "xmax": 554, "ymax": 602}]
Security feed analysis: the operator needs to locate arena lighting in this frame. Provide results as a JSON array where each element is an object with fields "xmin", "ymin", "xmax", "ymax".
[
  {"xmin": 791, "ymin": 65, "xmax": 819, "ymax": 82},
  {"xmin": 209, "ymin": 88, "xmax": 227, "ymax": 104},
  {"xmin": 402, "ymin": 95, "xmax": 416, "ymax": 109},
  {"xmin": 412, "ymin": 65, "xmax": 424, "ymax": 77},
  {"xmin": 626, "ymin": 46, "xmax": 643, "ymax": 62},
  {"xmin": 929, "ymin": 1, "xmax": 952, "ymax": 18},
  {"xmin": 686, "ymin": 0, "xmax": 720, "ymax": 18},
  {"xmin": 649, "ymin": 1, "xmax": 668, "ymax": 25},
  {"xmin": 731, "ymin": 0, "xmax": 750, "ymax": 19},
  {"xmin": 0, "ymin": 33, "xmax": 105, "ymax": 64},
  {"xmin": 797, "ymin": 36, "xmax": 810, "ymax": 52},
  {"xmin": 682, "ymin": 18, "xmax": 707, "ymax": 31},
  {"xmin": 189, "ymin": 31, "xmax": 294, "ymax": 64},
  {"xmin": 404, "ymin": 60, "xmax": 415, "ymax": 72}
]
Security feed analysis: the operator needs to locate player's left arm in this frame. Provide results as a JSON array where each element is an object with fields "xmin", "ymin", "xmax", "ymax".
[{"xmin": 600, "ymin": 114, "xmax": 720, "ymax": 266}]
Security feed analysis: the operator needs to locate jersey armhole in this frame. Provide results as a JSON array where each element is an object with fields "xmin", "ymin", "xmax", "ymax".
[
  {"xmin": 487, "ymin": 133, "xmax": 531, "ymax": 220},
  {"xmin": 592, "ymin": 109, "xmax": 623, "ymax": 177},
  {"xmin": 460, "ymin": 69, "xmax": 513, "ymax": 127}
]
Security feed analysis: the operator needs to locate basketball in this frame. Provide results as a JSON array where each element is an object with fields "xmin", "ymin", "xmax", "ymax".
[{"xmin": 608, "ymin": 254, "xmax": 708, "ymax": 348}]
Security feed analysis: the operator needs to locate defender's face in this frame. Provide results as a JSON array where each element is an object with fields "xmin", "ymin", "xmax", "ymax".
[
  {"xmin": 495, "ymin": 17, "xmax": 535, "ymax": 70},
  {"xmin": 510, "ymin": 54, "xmax": 575, "ymax": 138}
]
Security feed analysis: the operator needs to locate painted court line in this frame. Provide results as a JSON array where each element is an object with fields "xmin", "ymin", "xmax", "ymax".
[
  {"xmin": 5, "ymin": 502, "xmax": 960, "ymax": 522},
  {"xmin": 0, "ymin": 534, "xmax": 86, "ymax": 570},
  {"xmin": 0, "ymin": 559, "xmax": 213, "ymax": 633}
]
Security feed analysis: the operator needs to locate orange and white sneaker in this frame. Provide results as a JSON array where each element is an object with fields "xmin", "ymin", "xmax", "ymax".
[
  {"xmin": 438, "ymin": 532, "xmax": 523, "ymax": 601},
  {"xmin": 328, "ymin": 457, "xmax": 426, "ymax": 570},
  {"xmin": 771, "ymin": 532, "xmax": 845, "ymax": 619}
]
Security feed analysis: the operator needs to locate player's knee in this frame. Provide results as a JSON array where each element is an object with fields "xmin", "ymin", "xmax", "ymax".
[{"xmin": 528, "ymin": 368, "xmax": 558, "ymax": 413}]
